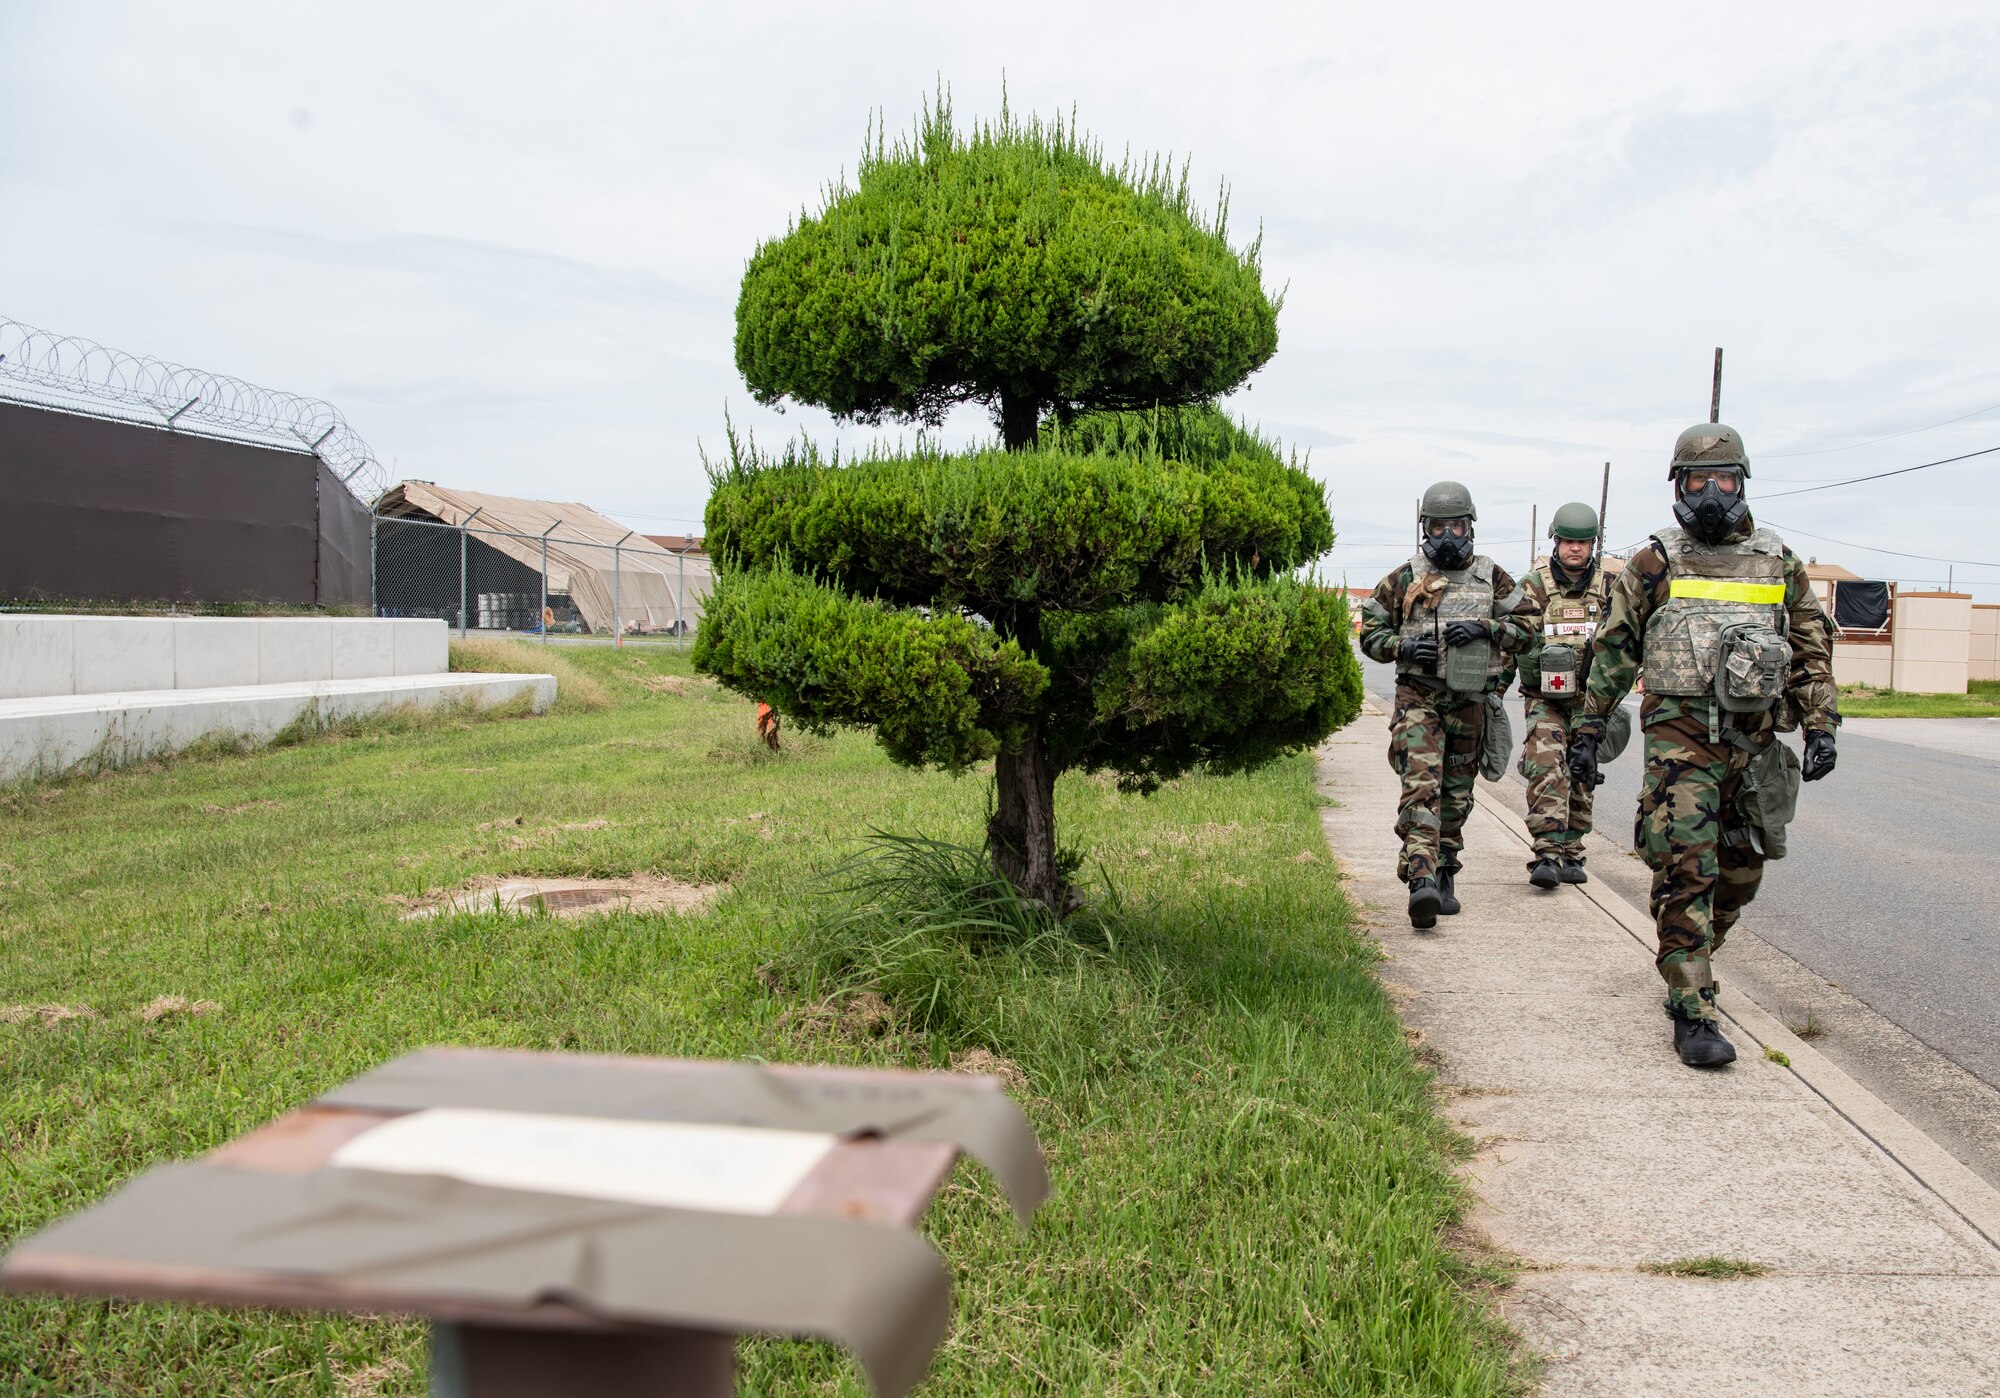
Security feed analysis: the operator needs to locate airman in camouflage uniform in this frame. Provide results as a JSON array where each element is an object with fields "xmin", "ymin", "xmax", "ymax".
[
  {"xmin": 1360, "ymin": 481, "xmax": 1535, "ymax": 929},
  {"xmin": 1516, "ymin": 502, "xmax": 1613, "ymax": 889},
  {"xmin": 1570, "ymin": 425, "xmax": 1838, "ymax": 1067}
]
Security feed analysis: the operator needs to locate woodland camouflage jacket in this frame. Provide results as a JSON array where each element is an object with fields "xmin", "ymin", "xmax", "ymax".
[
  {"xmin": 1357, "ymin": 557, "xmax": 1537, "ymax": 692},
  {"xmin": 1580, "ymin": 519, "xmax": 1839, "ymax": 738}
]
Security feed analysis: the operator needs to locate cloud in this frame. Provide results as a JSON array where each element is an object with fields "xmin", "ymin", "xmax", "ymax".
[{"xmin": 3, "ymin": 1, "xmax": 1997, "ymax": 598}]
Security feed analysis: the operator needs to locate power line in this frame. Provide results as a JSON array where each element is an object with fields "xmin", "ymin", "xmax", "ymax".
[
  {"xmin": 1762, "ymin": 400, "xmax": 2000, "ymax": 459},
  {"xmin": 1756, "ymin": 444, "xmax": 2000, "ymax": 500},
  {"xmin": 1756, "ymin": 518, "xmax": 2000, "ymax": 569}
]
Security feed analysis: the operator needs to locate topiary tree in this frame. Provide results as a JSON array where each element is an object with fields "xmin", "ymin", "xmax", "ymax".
[{"xmin": 698, "ymin": 97, "xmax": 1363, "ymax": 911}]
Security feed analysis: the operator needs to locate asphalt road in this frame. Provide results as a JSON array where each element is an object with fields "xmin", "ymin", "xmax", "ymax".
[{"xmin": 1358, "ymin": 658, "xmax": 2000, "ymax": 1173}]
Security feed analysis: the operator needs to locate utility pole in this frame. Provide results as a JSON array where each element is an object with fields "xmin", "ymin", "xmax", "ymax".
[
  {"xmin": 1597, "ymin": 461, "xmax": 1611, "ymax": 557},
  {"xmin": 1710, "ymin": 347, "xmax": 1724, "ymax": 423},
  {"xmin": 1528, "ymin": 505, "xmax": 1537, "ymax": 574}
]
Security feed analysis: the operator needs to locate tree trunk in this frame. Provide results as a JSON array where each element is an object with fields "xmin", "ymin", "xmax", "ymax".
[
  {"xmin": 986, "ymin": 601, "xmax": 1068, "ymax": 911},
  {"xmin": 999, "ymin": 392, "xmax": 1039, "ymax": 451},
  {"xmin": 989, "ymin": 728, "xmax": 1070, "ymax": 912}
]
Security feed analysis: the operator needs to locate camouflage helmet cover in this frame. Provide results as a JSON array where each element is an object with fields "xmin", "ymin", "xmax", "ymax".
[
  {"xmin": 1669, "ymin": 423, "xmax": 1751, "ymax": 478},
  {"xmin": 1548, "ymin": 501, "xmax": 1599, "ymax": 540},
  {"xmin": 1419, "ymin": 479, "xmax": 1477, "ymax": 522}
]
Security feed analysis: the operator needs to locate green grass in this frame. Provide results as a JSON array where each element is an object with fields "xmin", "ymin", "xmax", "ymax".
[
  {"xmin": 1762, "ymin": 1046, "xmax": 1792, "ymax": 1067},
  {"xmin": 1, "ymin": 646, "xmax": 1524, "ymax": 1395},
  {"xmin": 1838, "ymin": 679, "xmax": 2000, "ymax": 718},
  {"xmin": 1637, "ymin": 1257, "xmax": 1770, "ymax": 1281}
]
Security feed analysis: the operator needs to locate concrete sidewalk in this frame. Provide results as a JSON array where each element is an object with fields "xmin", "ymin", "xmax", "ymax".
[{"xmin": 1317, "ymin": 706, "xmax": 2000, "ymax": 1397}]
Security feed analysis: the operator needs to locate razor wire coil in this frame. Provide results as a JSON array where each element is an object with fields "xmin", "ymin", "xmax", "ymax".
[{"xmin": 0, "ymin": 316, "xmax": 386, "ymax": 505}]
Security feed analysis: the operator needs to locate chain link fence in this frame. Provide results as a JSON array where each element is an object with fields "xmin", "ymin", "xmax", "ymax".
[{"xmin": 371, "ymin": 514, "xmax": 707, "ymax": 647}]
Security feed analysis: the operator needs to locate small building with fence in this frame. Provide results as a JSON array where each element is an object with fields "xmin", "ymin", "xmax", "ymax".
[{"xmin": 372, "ymin": 483, "xmax": 710, "ymax": 638}]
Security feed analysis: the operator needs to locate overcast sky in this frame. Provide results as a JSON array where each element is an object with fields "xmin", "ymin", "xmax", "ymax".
[{"xmin": 4, "ymin": 1, "xmax": 1997, "ymax": 597}]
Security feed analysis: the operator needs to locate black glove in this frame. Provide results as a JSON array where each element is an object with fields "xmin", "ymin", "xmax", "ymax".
[
  {"xmin": 1568, "ymin": 731, "xmax": 1604, "ymax": 788},
  {"xmin": 1398, "ymin": 635, "xmax": 1439, "ymax": 670},
  {"xmin": 1443, "ymin": 619, "xmax": 1491, "ymax": 648},
  {"xmin": 1802, "ymin": 729, "xmax": 1837, "ymax": 782}
]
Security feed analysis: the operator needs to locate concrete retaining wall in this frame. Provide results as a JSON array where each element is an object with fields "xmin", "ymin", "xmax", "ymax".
[
  {"xmin": 1833, "ymin": 639, "xmax": 1893, "ymax": 689},
  {"xmin": 1890, "ymin": 592, "xmax": 1971, "ymax": 695},
  {"xmin": 1, "ymin": 616, "xmax": 447, "ymax": 699},
  {"xmin": 0, "ymin": 673, "xmax": 554, "ymax": 787},
  {"xmin": 1972, "ymin": 606, "xmax": 1999, "ymax": 683},
  {"xmin": 0, "ymin": 615, "xmax": 546, "ymax": 787}
]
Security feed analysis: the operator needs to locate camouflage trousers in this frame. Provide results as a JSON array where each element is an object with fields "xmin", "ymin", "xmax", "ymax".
[
  {"xmin": 1636, "ymin": 719, "xmax": 1768, "ymax": 1021},
  {"xmin": 1389, "ymin": 680, "xmax": 1485, "ymax": 883},
  {"xmin": 1518, "ymin": 696, "xmax": 1594, "ymax": 863}
]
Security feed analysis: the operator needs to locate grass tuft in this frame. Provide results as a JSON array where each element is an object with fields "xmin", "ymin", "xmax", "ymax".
[
  {"xmin": 1639, "ymin": 1256, "xmax": 1771, "ymax": 1280},
  {"xmin": 1763, "ymin": 1046, "xmax": 1791, "ymax": 1067},
  {"xmin": 1785, "ymin": 1003, "xmax": 1829, "ymax": 1042},
  {"xmin": 449, "ymin": 637, "xmax": 610, "ymax": 713}
]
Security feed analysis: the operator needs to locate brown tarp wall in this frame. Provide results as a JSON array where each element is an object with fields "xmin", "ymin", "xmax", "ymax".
[{"xmin": 0, "ymin": 400, "xmax": 372, "ymax": 608}]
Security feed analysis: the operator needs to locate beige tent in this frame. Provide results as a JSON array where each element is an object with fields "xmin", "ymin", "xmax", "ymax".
[{"xmin": 377, "ymin": 483, "xmax": 711, "ymax": 635}]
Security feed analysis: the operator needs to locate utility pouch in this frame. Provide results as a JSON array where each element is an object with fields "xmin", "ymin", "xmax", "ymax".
[
  {"xmin": 1716, "ymin": 622, "xmax": 1790, "ymax": 714},
  {"xmin": 1479, "ymin": 693, "xmax": 1511, "ymax": 783},
  {"xmin": 1538, "ymin": 643, "xmax": 1580, "ymax": 696},
  {"xmin": 1734, "ymin": 736, "xmax": 1801, "ymax": 860},
  {"xmin": 1444, "ymin": 637, "xmax": 1492, "ymax": 694},
  {"xmin": 1597, "ymin": 704, "xmax": 1634, "ymax": 764}
]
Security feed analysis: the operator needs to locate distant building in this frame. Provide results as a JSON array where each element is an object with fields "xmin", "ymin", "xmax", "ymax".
[
  {"xmin": 644, "ymin": 534, "xmax": 707, "ymax": 556},
  {"xmin": 374, "ymin": 483, "xmax": 710, "ymax": 635}
]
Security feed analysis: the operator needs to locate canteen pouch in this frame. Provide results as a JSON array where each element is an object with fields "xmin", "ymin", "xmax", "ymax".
[
  {"xmin": 1538, "ymin": 642, "xmax": 1580, "ymax": 697},
  {"xmin": 1716, "ymin": 622, "xmax": 1790, "ymax": 714},
  {"xmin": 1732, "ymin": 735, "xmax": 1801, "ymax": 860},
  {"xmin": 1479, "ymin": 693, "xmax": 1511, "ymax": 783},
  {"xmin": 1444, "ymin": 636, "xmax": 1493, "ymax": 695},
  {"xmin": 1595, "ymin": 703, "xmax": 1634, "ymax": 764}
]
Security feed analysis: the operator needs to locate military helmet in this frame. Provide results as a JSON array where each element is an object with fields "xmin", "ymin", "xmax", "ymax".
[
  {"xmin": 1669, "ymin": 423, "xmax": 1751, "ymax": 478},
  {"xmin": 1549, "ymin": 502, "xmax": 1598, "ymax": 540},
  {"xmin": 1419, "ymin": 480, "xmax": 1477, "ymax": 521}
]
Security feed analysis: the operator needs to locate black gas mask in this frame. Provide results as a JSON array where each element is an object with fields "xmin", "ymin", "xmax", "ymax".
[
  {"xmin": 1673, "ymin": 467, "xmax": 1748, "ymax": 545},
  {"xmin": 1420, "ymin": 516, "xmax": 1475, "ymax": 571}
]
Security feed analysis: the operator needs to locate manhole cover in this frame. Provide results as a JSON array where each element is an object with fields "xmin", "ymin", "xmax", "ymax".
[
  {"xmin": 532, "ymin": 887, "xmax": 630, "ymax": 915},
  {"xmin": 400, "ymin": 875, "xmax": 721, "ymax": 922}
]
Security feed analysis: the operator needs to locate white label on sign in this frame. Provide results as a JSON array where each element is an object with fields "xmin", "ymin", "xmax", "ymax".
[{"xmin": 331, "ymin": 1108, "xmax": 837, "ymax": 1215}]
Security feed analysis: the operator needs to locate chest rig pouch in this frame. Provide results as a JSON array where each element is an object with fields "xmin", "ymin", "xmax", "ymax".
[
  {"xmin": 1399, "ymin": 554, "xmax": 1510, "ymax": 695},
  {"xmin": 1716, "ymin": 621, "xmax": 1791, "ymax": 713},
  {"xmin": 1642, "ymin": 526, "xmax": 1789, "ymax": 702},
  {"xmin": 1526, "ymin": 566, "xmax": 1607, "ymax": 698}
]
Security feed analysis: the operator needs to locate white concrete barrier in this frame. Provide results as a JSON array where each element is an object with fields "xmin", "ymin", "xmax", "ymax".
[
  {"xmin": 0, "ymin": 615, "xmax": 552, "ymax": 786},
  {"xmin": 1, "ymin": 615, "xmax": 451, "ymax": 697},
  {"xmin": 0, "ymin": 673, "xmax": 557, "ymax": 787}
]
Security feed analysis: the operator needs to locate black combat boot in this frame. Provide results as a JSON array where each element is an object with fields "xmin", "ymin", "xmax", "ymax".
[
  {"xmin": 1528, "ymin": 857, "xmax": 1562, "ymax": 890},
  {"xmin": 1670, "ymin": 1011, "xmax": 1737, "ymax": 1068},
  {"xmin": 1559, "ymin": 858, "xmax": 1588, "ymax": 885},
  {"xmin": 1407, "ymin": 877, "xmax": 1442, "ymax": 930},
  {"xmin": 1436, "ymin": 861, "xmax": 1462, "ymax": 916}
]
